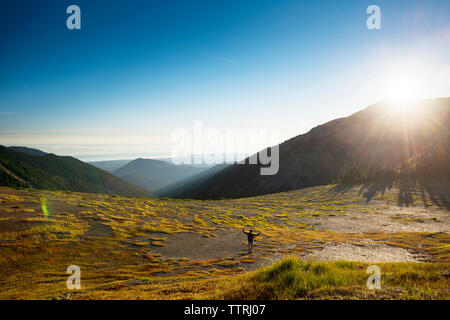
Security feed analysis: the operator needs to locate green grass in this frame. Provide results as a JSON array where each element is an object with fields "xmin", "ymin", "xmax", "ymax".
[{"xmin": 210, "ymin": 257, "xmax": 450, "ymax": 300}]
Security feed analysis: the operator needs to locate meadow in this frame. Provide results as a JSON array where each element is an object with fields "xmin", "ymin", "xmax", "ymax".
[{"xmin": 0, "ymin": 183, "xmax": 448, "ymax": 299}]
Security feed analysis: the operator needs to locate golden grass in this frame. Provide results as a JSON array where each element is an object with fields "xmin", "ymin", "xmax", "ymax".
[{"xmin": 0, "ymin": 184, "xmax": 448, "ymax": 299}]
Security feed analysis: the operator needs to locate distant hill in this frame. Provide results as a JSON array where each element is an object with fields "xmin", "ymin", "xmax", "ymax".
[
  {"xmin": 88, "ymin": 159, "xmax": 132, "ymax": 173},
  {"xmin": 118, "ymin": 173, "xmax": 168, "ymax": 192},
  {"xmin": 155, "ymin": 163, "xmax": 229, "ymax": 197},
  {"xmin": 113, "ymin": 158, "xmax": 208, "ymax": 191},
  {"xmin": 0, "ymin": 146, "xmax": 152, "ymax": 197},
  {"xmin": 156, "ymin": 155, "xmax": 237, "ymax": 169},
  {"xmin": 170, "ymin": 98, "xmax": 450, "ymax": 199},
  {"xmin": 7, "ymin": 146, "xmax": 47, "ymax": 156}
]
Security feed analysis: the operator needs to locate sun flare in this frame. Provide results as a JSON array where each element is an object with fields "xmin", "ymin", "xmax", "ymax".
[{"xmin": 386, "ymin": 73, "xmax": 421, "ymax": 104}]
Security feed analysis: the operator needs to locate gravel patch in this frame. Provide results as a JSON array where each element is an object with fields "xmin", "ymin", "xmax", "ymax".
[
  {"xmin": 150, "ymin": 230, "xmax": 245, "ymax": 260},
  {"xmin": 302, "ymin": 208, "xmax": 449, "ymax": 234},
  {"xmin": 301, "ymin": 241, "xmax": 426, "ymax": 262},
  {"xmin": 83, "ymin": 222, "xmax": 114, "ymax": 237}
]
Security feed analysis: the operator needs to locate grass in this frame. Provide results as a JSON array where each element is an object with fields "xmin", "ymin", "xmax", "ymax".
[
  {"xmin": 0, "ymin": 184, "xmax": 448, "ymax": 299},
  {"xmin": 209, "ymin": 257, "xmax": 450, "ymax": 300}
]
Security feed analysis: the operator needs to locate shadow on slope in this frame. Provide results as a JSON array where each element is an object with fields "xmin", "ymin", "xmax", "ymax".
[{"xmin": 330, "ymin": 176, "xmax": 449, "ymax": 210}]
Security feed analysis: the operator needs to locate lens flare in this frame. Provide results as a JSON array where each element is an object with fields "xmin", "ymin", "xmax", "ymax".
[{"xmin": 40, "ymin": 197, "xmax": 50, "ymax": 218}]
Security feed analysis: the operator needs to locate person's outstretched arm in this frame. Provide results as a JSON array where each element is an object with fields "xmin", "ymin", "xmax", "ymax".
[
  {"xmin": 242, "ymin": 228, "xmax": 248, "ymax": 234},
  {"xmin": 255, "ymin": 232, "xmax": 261, "ymax": 237}
]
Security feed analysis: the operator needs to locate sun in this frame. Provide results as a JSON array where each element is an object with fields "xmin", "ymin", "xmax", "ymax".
[
  {"xmin": 385, "ymin": 72, "xmax": 421, "ymax": 104},
  {"xmin": 382, "ymin": 69, "xmax": 427, "ymax": 120}
]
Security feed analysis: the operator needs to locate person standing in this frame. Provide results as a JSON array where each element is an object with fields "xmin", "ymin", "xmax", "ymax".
[{"xmin": 242, "ymin": 228, "xmax": 260, "ymax": 253}]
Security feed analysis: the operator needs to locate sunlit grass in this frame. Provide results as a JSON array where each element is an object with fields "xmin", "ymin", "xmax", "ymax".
[
  {"xmin": 0, "ymin": 184, "xmax": 448, "ymax": 299},
  {"xmin": 209, "ymin": 257, "xmax": 450, "ymax": 300}
]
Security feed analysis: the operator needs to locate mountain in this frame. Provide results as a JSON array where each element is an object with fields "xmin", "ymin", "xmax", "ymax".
[
  {"xmin": 169, "ymin": 98, "xmax": 450, "ymax": 199},
  {"xmin": 117, "ymin": 173, "xmax": 168, "ymax": 192},
  {"xmin": 155, "ymin": 163, "xmax": 229, "ymax": 197},
  {"xmin": 155, "ymin": 155, "xmax": 235, "ymax": 169},
  {"xmin": 112, "ymin": 158, "xmax": 208, "ymax": 191},
  {"xmin": 88, "ymin": 159, "xmax": 132, "ymax": 173},
  {"xmin": 7, "ymin": 146, "xmax": 47, "ymax": 156},
  {"xmin": 0, "ymin": 146, "xmax": 152, "ymax": 197}
]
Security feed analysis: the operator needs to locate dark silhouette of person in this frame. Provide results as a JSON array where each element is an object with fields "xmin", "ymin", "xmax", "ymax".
[{"xmin": 242, "ymin": 228, "xmax": 260, "ymax": 253}]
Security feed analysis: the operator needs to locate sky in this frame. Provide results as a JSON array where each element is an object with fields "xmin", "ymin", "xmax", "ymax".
[{"xmin": 0, "ymin": 0, "xmax": 449, "ymax": 161}]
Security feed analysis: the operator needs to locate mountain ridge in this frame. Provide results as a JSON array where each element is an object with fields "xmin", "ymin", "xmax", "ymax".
[
  {"xmin": 166, "ymin": 98, "xmax": 449, "ymax": 199},
  {"xmin": 0, "ymin": 146, "xmax": 153, "ymax": 197}
]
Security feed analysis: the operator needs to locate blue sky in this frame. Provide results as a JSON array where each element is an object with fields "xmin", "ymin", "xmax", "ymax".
[{"xmin": 0, "ymin": 0, "xmax": 449, "ymax": 160}]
